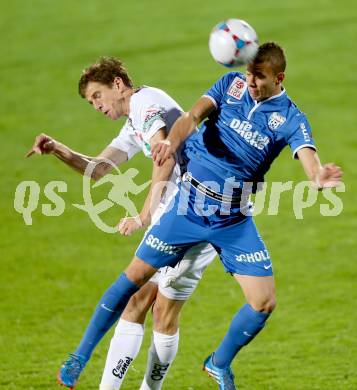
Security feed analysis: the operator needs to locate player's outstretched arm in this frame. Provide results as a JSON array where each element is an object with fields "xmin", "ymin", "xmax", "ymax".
[
  {"xmin": 152, "ymin": 96, "xmax": 216, "ymax": 166},
  {"xmin": 297, "ymin": 147, "xmax": 343, "ymax": 189},
  {"xmin": 27, "ymin": 133, "xmax": 128, "ymax": 180},
  {"xmin": 118, "ymin": 128, "xmax": 176, "ymax": 236}
]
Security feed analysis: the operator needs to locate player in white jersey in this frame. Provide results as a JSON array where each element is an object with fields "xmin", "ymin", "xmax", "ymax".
[{"xmin": 27, "ymin": 57, "xmax": 216, "ymax": 390}]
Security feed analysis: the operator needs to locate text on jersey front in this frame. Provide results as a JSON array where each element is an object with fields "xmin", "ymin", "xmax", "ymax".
[{"xmin": 229, "ymin": 118, "xmax": 270, "ymax": 150}]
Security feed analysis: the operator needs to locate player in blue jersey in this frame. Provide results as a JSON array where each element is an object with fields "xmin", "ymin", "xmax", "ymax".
[
  {"xmin": 151, "ymin": 42, "xmax": 342, "ymax": 389},
  {"xmin": 55, "ymin": 43, "xmax": 342, "ymax": 389}
]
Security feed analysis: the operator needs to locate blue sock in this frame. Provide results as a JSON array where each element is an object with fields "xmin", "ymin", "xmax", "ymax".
[
  {"xmin": 214, "ymin": 303, "xmax": 271, "ymax": 368},
  {"xmin": 75, "ymin": 272, "xmax": 139, "ymax": 361}
]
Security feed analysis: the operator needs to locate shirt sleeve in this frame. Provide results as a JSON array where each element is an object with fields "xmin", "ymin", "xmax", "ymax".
[
  {"xmin": 109, "ymin": 121, "xmax": 141, "ymax": 160},
  {"xmin": 140, "ymin": 105, "xmax": 167, "ymax": 144},
  {"xmin": 203, "ymin": 72, "xmax": 243, "ymax": 107},
  {"xmin": 286, "ymin": 113, "xmax": 316, "ymax": 159}
]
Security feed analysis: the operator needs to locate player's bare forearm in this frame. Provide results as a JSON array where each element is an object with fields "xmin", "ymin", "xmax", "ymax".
[
  {"xmin": 56, "ymin": 144, "xmax": 127, "ymax": 180},
  {"xmin": 54, "ymin": 144, "xmax": 128, "ymax": 180},
  {"xmin": 52, "ymin": 142, "xmax": 94, "ymax": 175},
  {"xmin": 141, "ymin": 128, "xmax": 176, "ymax": 226},
  {"xmin": 170, "ymin": 96, "xmax": 216, "ymax": 146},
  {"xmin": 117, "ymin": 138, "xmax": 175, "ymax": 236},
  {"xmin": 27, "ymin": 133, "xmax": 96, "ymax": 176},
  {"xmin": 153, "ymin": 96, "xmax": 216, "ymax": 165},
  {"xmin": 150, "ymin": 114, "xmax": 197, "ymax": 167},
  {"xmin": 297, "ymin": 148, "xmax": 322, "ymax": 182},
  {"xmin": 140, "ymin": 156, "xmax": 176, "ymax": 226},
  {"xmin": 27, "ymin": 133, "xmax": 128, "ymax": 181},
  {"xmin": 166, "ymin": 112, "xmax": 198, "ymax": 151},
  {"xmin": 43, "ymin": 141, "xmax": 112, "ymax": 181},
  {"xmin": 297, "ymin": 147, "xmax": 342, "ymax": 188}
]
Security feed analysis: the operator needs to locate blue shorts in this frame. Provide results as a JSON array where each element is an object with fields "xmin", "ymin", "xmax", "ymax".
[{"xmin": 136, "ymin": 182, "xmax": 273, "ymax": 277}]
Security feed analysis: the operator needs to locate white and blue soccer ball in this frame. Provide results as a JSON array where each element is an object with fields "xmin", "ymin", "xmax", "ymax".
[{"xmin": 209, "ymin": 19, "xmax": 259, "ymax": 67}]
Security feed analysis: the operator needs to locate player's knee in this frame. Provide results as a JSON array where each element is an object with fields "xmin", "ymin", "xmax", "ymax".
[
  {"xmin": 250, "ymin": 295, "xmax": 276, "ymax": 314},
  {"xmin": 152, "ymin": 301, "xmax": 179, "ymax": 334},
  {"xmin": 264, "ymin": 296, "xmax": 276, "ymax": 313},
  {"xmin": 121, "ymin": 294, "xmax": 146, "ymax": 323},
  {"xmin": 122, "ymin": 283, "xmax": 157, "ymax": 323},
  {"xmin": 129, "ymin": 293, "xmax": 147, "ymax": 312},
  {"xmin": 125, "ymin": 257, "xmax": 157, "ymax": 286}
]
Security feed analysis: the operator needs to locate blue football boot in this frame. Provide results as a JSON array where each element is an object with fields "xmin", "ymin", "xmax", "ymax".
[
  {"xmin": 57, "ymin": 353, "xmax": 86, "ymax": 389},
  {"xmin": 203, "ymin": 354, "xmax": 237, "ymax": 390}
]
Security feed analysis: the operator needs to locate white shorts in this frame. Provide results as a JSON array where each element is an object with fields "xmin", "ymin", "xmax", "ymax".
[
  {"xmin": 149, "ymin": 241, "xmax": 216, "ymax": 300},
  {"xmin": 148, "ymin": 193, "xmax": 217, "ymax": 301},
  {"xmin": 147, "ymin": 193, "xmax": 216, "ymax": 300}
]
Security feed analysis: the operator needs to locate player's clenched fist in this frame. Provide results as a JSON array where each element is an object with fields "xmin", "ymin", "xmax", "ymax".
[{"xmin": 26, "ymin": 133, "xmax": 56, "ymax": 157}]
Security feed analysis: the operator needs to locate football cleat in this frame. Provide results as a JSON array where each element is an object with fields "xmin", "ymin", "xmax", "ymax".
[
  {"xmin": 57, "ymin": 353, "xmax": 86, "ymax": 389},
  {"xmin": 203, "ymin": 354, "xmax": 237, "ymax": 390}
]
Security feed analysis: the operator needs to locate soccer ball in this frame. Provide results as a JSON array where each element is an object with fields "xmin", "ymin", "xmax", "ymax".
[{"xmin": 209, "ymin": 19, "xmax": 259, "ymax": 67}]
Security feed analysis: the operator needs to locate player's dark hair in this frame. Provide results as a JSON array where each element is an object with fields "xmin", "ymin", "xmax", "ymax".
[
  {"xmin": 253, "ymin": 42, "xmax": 286, "ymax": 74},
  {"xmin": 78, "ymin": 57, "xmax": 133, "ymax": 97}
]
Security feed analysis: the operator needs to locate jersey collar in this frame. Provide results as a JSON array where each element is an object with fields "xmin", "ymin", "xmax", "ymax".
[
  {"xmin": 252, "ymin": 87, "xmax": 286, "ymax": 105},
  {"xmin": 247, "ymin": 88, "xmax": 286, "ymax": 120}
]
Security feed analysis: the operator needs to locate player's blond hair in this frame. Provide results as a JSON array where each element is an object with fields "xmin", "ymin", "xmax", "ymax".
[{"xmin": 78, "ymin": 57, "xmax": 133, "ymax": 97}]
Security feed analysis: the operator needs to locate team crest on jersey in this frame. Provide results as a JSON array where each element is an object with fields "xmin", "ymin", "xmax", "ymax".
[
  {"xmin": 268, "ymin": 112, "xmax": 286, "ymax": 130},
  {"xmin": 227, "ymin": 77, "xmax": 247, "ymax": 100}
]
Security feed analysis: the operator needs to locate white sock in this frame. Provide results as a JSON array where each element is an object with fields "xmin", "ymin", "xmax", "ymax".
[
  {"xmin": 99, "ymin": 319, "xmax": 144, "ymax": 390},
  {"xmin": 140, "ymin": 330, "xmax": 179, "ymax": 390}
]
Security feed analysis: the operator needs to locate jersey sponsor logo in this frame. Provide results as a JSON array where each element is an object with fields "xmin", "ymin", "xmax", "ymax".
[
  {"xmin": 112, "ymin": 356, "xmax": 133, "ymax": 378},
  {"xmin": 229, "ymin": 118, "xmax": 270, "ymax": 150},
  {"xmin": 268, "ymin": 112, "xmax": 286, "ymax": 130},
  {"xmin": 150, "ymin": 362, "xmax": 170, "ymax": 381},
  {"xmin": 227, "ymin": 76, "xmax": 247, "ymax": 100},
  {"xmin": 235, "ymin": 249, "xmax": 270, "ymax": 263},
  {"xmin": 299, "ymin": 122, "xmax": 311, "ymax": 142},
  {"xmin": 143, "ymin": 106, "xmax": 166, "ymax": 134},
  {"xmin": 145, "ymin": 234, "xmax": 181, "ymax": 255}
]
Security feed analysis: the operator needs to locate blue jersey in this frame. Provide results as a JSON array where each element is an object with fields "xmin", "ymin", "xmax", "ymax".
[
  {"xmin": 184, "ymin": 72, "xmax": 316, "ymax": 186},
  {"xmin": 136, "ymin": 73, "xmax": 317, "ymax": 276}
]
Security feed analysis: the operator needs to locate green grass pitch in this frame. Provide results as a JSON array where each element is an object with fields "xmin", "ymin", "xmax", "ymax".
[{"xmin": 1, "ymin": 0, "xmax": 357, "ymax": 388}]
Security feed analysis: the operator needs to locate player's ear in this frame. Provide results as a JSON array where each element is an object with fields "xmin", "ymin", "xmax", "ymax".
[
  {"xmin": 276, "ymin": 72, "xmax": 285, "ymax": 84},
  {"xmin": 113, "ymin": 77, "xmax": 123, "ymax": 90}
]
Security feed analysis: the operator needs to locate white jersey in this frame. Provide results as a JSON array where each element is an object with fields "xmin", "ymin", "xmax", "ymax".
[
  {"xmin": 110, "ymin": 86, "xmax": 182, "ymax": 158},
  {"xmin": 108, "ymin": 86, "xmax": 216, "ymax": 302},
  {"xmin": 110, "ymin": 86, "xmax": 184, "ymax": 204}
]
